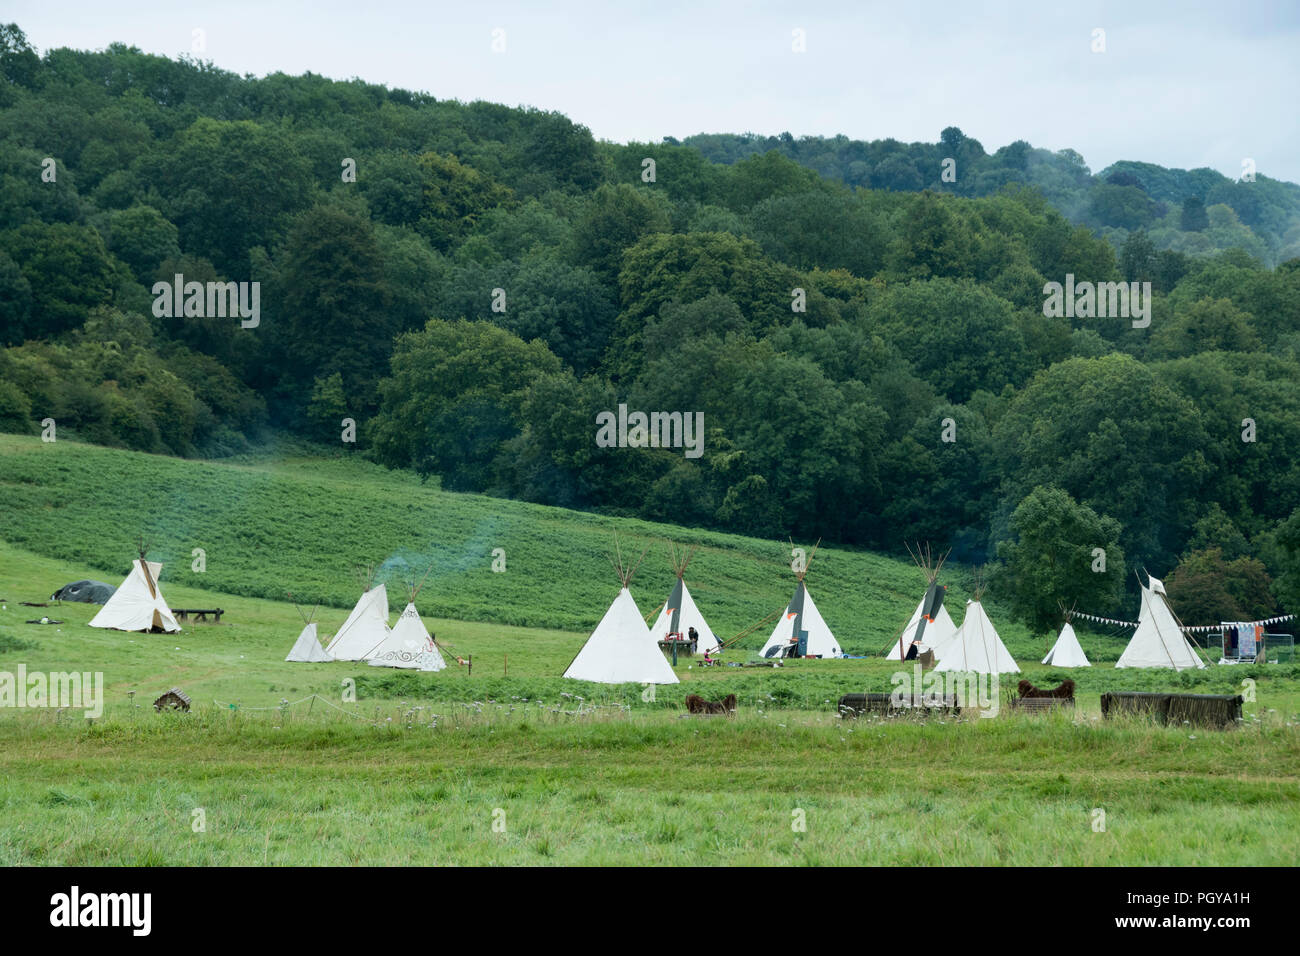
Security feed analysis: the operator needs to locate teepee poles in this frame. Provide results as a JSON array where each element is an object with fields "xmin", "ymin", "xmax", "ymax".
[
  {"xmin": 895, "ymin": 541, "xmax": 951, "ymax": 660},
  {"xmin": 286, "ymin": 592, "xmax": 318, "ymax": 625},
  {"xmin": 135, "ymin": 534, "xmax": 160, "ymax": 599},
  {"xmin": 607, "ymin": 534, "xmax": 649, "ymax": 589},
  {"xmin": 789, "ymin": 537, "xmax": 821, "ymax": 582}
]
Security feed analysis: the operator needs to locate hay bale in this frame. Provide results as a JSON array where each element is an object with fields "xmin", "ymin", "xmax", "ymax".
[
  {"xmin": 836, "ymin": 692, "xmax": 958, "ymax": 718},
  {"xmin": 1007, "ymin": 696, "xmax": 1075, "ymax": 713},
  {"xmin": 1100, "ymin": 691, "xmax": 1241, "ymax": 729}
]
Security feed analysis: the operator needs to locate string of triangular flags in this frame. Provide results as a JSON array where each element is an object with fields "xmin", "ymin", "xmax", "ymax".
[
  {"xmin": 1073, "ymin": 611, "xmax": 1137, "ymax": 628},
  {"xmin": 1073, "ymin": 611, "xmax": 1295, "ymax": 632},
  {"xmin": 1179, "ymin": 614, "xmax": 1295, "ymax": 634}
]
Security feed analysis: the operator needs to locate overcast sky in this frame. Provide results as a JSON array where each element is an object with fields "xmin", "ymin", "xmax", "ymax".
[{"xmin": 11, "ymin": 0, "xmax": 1300, "ymax": 183}]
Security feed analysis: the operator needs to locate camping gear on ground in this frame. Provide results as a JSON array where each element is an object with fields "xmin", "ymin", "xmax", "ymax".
[
  {"xmin": 325, "ymin": 567, "xmax": 390, "ymax": 661},
  {"xmin": 285, "ymin": 597, "xmax": 332, "ymax": 663},
  {"xmin": 933, "ymin": 578, "xmax": 1019, "ymax": 674},
  {"xmin": 89, "ymin": 544, "xmax": 181, "ymax": 634},
  {"xmin": 758, "ymin": 540, "xmax": 843, "ymax": 659},
  {"xmin": 564, "ymin": 537, "xmax": 679, "ymax": 685},
  {"xmin": 650, "ymin": 544, "xmax": 721, "ymax": 656},
  {"xmin": 50, "ymin": 580, "xmax": 116, "ymax": 604},
  {"xmin": 884, "ymin": 543, "xmax": 957, "ymax": 660},
  {"xmin": 1100, "ymin": 691, "xmax": 1241, "ymax": 728},
  {"xmin": 1116, "ymin": 573, "xmax": 1206, "ymax": 670}
]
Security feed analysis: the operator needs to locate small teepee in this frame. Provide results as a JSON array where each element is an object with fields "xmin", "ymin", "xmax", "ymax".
[
  {"xmin": 1116, "ymin": 573, "xmax": 1206, "ymax": 670},
  {"xmin": 884, "ymin": 543, "xmax": 957, "ymax": 660},
  {"xmin": 89, "ymin": 540, "xmax": 181, "ymax": 634},
  {"xmin": 564, "ymin": 537, "xmax": 679, "ymax": 684},
  {"xmin": 325, "ymin": 566, "xmax": 390, "ymax": 661},
  {"xmin": 934, "ymin": 575, "xmax": 1020, "ymax": 674},
  {"xmin": 367, "ymin": 569, "xmax": 445, "ymax": 671},
  {"xmin": 1042, "ymin": 605, "xmax": 1090, "ymax": 667},
  {"xmin": 285, "ymin": 597, "xmax": 332, "ymax": 663},
  {"xmin": 759, "ymin": 540, "xmax": 843, "ymax": 659},
  {"xmin": 649, "ymin": 544, "xmax": 721, "ymax": 654}
]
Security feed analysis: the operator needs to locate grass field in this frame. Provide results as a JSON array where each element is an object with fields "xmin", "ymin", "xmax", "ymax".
[{"xmin": 2, "ymin": 433, "xmax": 1299, "ymax": 865}]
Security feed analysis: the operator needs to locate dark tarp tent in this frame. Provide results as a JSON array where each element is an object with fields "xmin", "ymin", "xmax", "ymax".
[{"xmin": 51, "ymin": 580, "xmax": 117, "ymax": 604}]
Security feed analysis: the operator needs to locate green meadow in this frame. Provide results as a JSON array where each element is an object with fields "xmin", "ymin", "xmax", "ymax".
[{"xmin": 1, "ymin": 433, "xmax": 1298, "ymax": 865}]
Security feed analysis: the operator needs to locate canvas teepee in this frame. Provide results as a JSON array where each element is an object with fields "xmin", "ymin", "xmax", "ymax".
[
  {"xmin": 934, "ymin": 577, "xmax": 1019, "ymax": 674},
  {"xmin": 88, "ymin": 543, "xmax": 180, "ymax": 633},
  {"xmin": 365, "ymin": 568, "xmax": 445, "ymax": 671},
  {"xmin": 1116, "ymin": 573, "xmax": 1206, "ymax": 670},
  {"xmin": 325, "ymin": 567, "xmax": 390, "ymax": 661},
  {"xmin": 1043, "ymin": 605, "xmax": 1090, "ymax": 667},
  {"xmin": 649, "ymin": 544, "xmax": 721, "ymax": 654},
  {"xmin": 564, "ymin": 538, "xmax": 679, "ymax": 684},
  {"xmin": 884, "ymin": 543, "xmax": 957, "ymax": 660},
  {"xmin": 285, "ymin": 597, "xmax": 332, "ymax": 663},
  {"xmin": 759, "ymin": 540, "xmax": 843, "ymax": 659}
]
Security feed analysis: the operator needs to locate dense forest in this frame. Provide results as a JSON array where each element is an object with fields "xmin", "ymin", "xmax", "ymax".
[{"xmin": 3, "ymin": 24, "xmax": 1300, "ymax": 629}]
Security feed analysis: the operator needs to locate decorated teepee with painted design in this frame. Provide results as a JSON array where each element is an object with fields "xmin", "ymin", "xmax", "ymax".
[
  {"xmin": 565, "ymin": 537, "xmax": 679, "ymax": 684},
  {"xmin": 649, "ymin": 544, "xmax": 721, "ymax": 654},
  {"xmin": 884, "ymin": 542, "xmax": 958, "ymax": 660},
  {"xmin": 366, "ymin": 568, "xmax": 445, "ymax": 671},
  {"xmin": 759, "ymin": 540, "xmax": 843, "ymax": 659}
]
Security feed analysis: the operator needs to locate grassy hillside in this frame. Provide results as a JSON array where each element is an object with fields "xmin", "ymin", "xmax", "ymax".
[{"xmin": 2, "ymin": 430, "xmax": 1012, "ymax": 656}]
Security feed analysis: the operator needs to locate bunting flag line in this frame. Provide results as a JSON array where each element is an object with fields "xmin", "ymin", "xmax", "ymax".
[
  {"xmin": 1073, "ymin": 611, "xmax": 1295, "ymax": 633},
  {"xmin": 1073, "ymin": 611, "xmax": 1138, "ymax": 628},
  {"xmin": 1178, "ymin": 614, "xmax": 1295, "ymax": 634}
]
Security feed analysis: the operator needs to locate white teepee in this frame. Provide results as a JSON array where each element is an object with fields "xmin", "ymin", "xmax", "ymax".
[
  {"xmin": 1116, "ymin": 574, "xmax": 1206, "ymax": 670},
  {"xmin": 286, "ymin": 622, "xmax": 333, "ymax": 663},
  {"xmin": 1043, "ymin": 621, "xmax": 1090, "ymax": 667},
  {"xmin": 89, "ymin": 553, "xmax": 180, "ymax": 633},
  {"xmin": 285, "ymin": 599, "xmax": 332, "ymax": 663},
  {"xmin": 564, "ymin": 538, "xmax": 679, "ymax": 684},
  {"xmin": 366, "ymin": 602, "xmax": 445, "ymax": 671},
  {"xmin": 884, "ymin": 543, "xmax": 956, "ymax": 660},
  {"xmin": 650, "ymin": 545, "xmax": 721, "ymax": 654},
  {"xmin": 325, "ymin": 579, "xmax": 390, "ymax": 661},
  {"xmin": 759, "ymin": 542, "xmax": 843, "ymax": 659},
  {"xmin": 934, "ymin": 598, "xmax": 1020, "ymax": 673}
]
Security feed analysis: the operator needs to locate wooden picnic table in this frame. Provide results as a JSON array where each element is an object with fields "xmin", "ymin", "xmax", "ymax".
[{"xmin": 172, "ymin": 608, "xmax": 226, "ymax": 623}]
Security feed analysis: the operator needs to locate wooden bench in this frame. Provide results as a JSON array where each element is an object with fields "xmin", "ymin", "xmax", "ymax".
[{"xmin": 172, "ymin": 608, "xmax": 226, "ymax": 624}]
